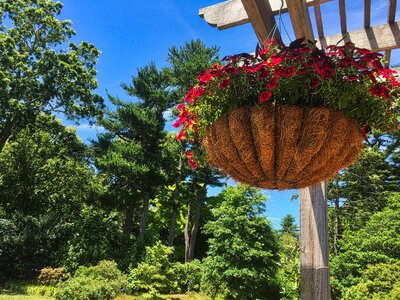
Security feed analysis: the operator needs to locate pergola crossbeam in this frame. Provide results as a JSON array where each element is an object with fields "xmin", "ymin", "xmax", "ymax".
[
  {"xmin": 319, "ymin": 21, "xmax": 400, "ymax": 51},
  {"xmin": 199, "ymin": 0, "xmax": 332, "ymax": 31},
  {"xmin": 286, "ymin": 0, "xmax": 315, "ymax": 40},
  {"xmin": 338, "ymin": 0, "xmax": 347, "ymax": 33},
  {"xmin": 314, "ymin": 1, "xmax": 325, "ymax": 38},
  {"xmin": 364, "ymin": 0, "xmax": 371, "ymax": 28},
  {"xmin": 241, "ymin": 0, "xmax": 281, "ymax": 44},
  {"xmin": 388, "ymin": 0, "xmax": 397, "ymax": 23}
]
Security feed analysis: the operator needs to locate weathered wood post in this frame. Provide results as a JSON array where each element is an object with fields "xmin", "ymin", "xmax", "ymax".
[{"xmin": 300, "ymin": 181, "xmax": 330, "ymax": 300}]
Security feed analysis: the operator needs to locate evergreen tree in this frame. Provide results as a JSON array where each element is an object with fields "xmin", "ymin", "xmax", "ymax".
[
  {"xmin": 203, "ymin": 185, "xmax": 281, "ymax": 300},
  {"xmin": 280, "ymin": 214, "xmax": 299, "ymax": 237}
]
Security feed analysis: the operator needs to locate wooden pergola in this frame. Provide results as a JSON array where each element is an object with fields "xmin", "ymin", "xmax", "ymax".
[{"xmin": 198, "ymin": 1, "xmax": 399, "ymax": 299}]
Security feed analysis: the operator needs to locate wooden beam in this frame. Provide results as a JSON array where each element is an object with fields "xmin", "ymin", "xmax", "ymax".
[
  {"xmin": 199, "ymin": 0, "xmax": 332, "ymax": 30},
  {"xmin": 286, "ymin": 0, "xmax": 315, "ymax": 40},
  {"xmin": 385, "ymin": 49, "xmax": 391, "ymax": 68},
  {"xmin": 388, "ymin": 0, "xmax": 397, "ymax": 23},
  {"xmin": 199, "ymin": 0, "xmax": 248, "ymax": 30},
  {"xmin": 339, "ymin": 0, "xmax": 347, "ymax": 33},
  {"xmin": 319, "ymin": 21, "xmax": 400, "ymax": 51},
  {"xmin": 314, "ymin": 1, "xmax": 325, "ymax": 39},
  {"xmin": 240, "ymin": 0, "xmax": 281, "ymax": 44},
  {"xmin": 300, "ymin": 182, "xmax": 331, "ymax": 300},
  {"xmin": 364, "ymin": 0, "xmax": 371, "ymax": 28}
]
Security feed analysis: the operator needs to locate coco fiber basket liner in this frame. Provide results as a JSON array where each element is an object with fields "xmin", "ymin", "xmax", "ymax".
[{"xmin": 203, "ymin": 104, "xmax": 362, "ymax": 190}]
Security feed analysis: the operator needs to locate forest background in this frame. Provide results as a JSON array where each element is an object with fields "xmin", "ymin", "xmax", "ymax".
[{"xmin": 0, "ymin": 1, "xmax": 399, "ymax": 299}]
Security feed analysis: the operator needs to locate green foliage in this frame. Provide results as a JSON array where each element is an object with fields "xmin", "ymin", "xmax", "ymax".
[
  {"xmin": 342, "ymin": 262, "xmax": 400, "ymax": 300},
  {"xmin": 26, "ymin": 285, "xmax": 58, "ymax": 298},
  {"xmin": 0, "ymin": 117, "xmax": 104, "ymax": 279},
  {"xmin": 328, "ymin": 144, "xmax": 400, "ymax": 231},
  {"xmin": 129, "ymin": 241, "xmax": 178, "ymax": 295},
  {"xmin": 0, "ymin": 115, "xmax": 93, "ymax": 216},
  {"xmin": 331, "ymin": 193, "xmax": 400, "ymax": 298},
  {"xmin": 56, "ymin": 260, "xmax": 130, "ymax": 300},
  {"xmin": 279, "ymin": 214, "xmax": 298, "ymax": 237},
  {"xmin": 63, "ymin": 205, "xmax": 123, "ymax": 272},
  {"xmin": 202, "ymin": 185, "xmax": 281, "ymax": 300},
  {"xmin": 174, "ymin": 260, "xmax": 203, "ymax": 293},
  {"xmin": 38, "ymin": 267, "xmax": 68, "ymax": 286},
  {"xmin": 278, "ymin": 234, "xmax": 300, "ymax": 300},
  {"xmin": 167, "ymin": 40, "xmax": 219, "ymax": 98},
  {"xmin": 0, "ymin": 0, "xmax": 103, "ymax": 152}
]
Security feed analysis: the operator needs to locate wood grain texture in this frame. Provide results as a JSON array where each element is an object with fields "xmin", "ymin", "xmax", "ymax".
[
  {"xmin": 314, "ymin": 1, "xmax": 324, "ymax": 38},
  {"xmin": 199, "ymin": 0, "xmax": 332, "ymax": 30},
  {"xmin": 241, "ymin": 0, "xmax": 281, "ymax": 44},
  {"xmin": 339, "ymin": 0, "xmax": 347, "ymax": 33},
  {"xmin": 286, "ymin": 0, "xmax": 315, "ymax": 40},
  {"xmin": 319, "ymin": 21, "xmax": 400, "ymax": 51},
  {"xmin": 300, "ymin": 182, "xmax": 331, "ymax": 300},
  {"xmin": 385, "ymin": 49, "xmax": 391, "ymax": 68},
  {"xmin": 388, "ymin": 0, "xmax": 397, "ymax": 23},
  {"xmin": 364, "ymin": 0, "xmax": 371, "ymax": 28}
]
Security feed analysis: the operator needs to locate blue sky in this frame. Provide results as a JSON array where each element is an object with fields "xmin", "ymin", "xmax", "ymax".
[{"xmin": 60, "ymin": 0, "xmax": 399, "ymax": 228}]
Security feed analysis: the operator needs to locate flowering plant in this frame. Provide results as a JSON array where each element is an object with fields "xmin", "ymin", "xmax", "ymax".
[{"xmin": 173, "ymin": 38, "xmax": 400, "ymax": 168}]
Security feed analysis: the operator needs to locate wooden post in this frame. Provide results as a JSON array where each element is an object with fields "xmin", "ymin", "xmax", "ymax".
[{"xmin": 299, "ymin": 181, "xmax": 331, "ymax": 300}]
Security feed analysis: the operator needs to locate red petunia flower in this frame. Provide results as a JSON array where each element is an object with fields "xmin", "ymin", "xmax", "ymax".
[
  {"xmin": 176, "ymin": 131, "xmax": 186, "ymax": 141},
  {"xmin": 193, "ymin": 86, "xmax": 204, "ymax": 97},
  {"xmin": 274, "ymin": 67, "xmax": 284, "ymax": 77},
  {"xmin": 270, "ymin": 54, "xmax": 284, "ymax": 66},
  {"xmin": 259, "ymin": 91, "xmax": 272, "ymax": 102},
  {"xmin": 259, "ymin": 70, "xmax": 269, "ymax": 79},
  {"xmin": 219, "ymin": 78, "xmax": 231, "ymax": 89},
  {"xmin": 224, "ymin": 67, "xmax": 238, "ymax": 74},
  {"xmin": 370, "ymin": 84, "xmax": 384, "ymax": 97},
  {"xmin": 199, "ymin": 73, "xmax": 213, "ymax": 83},
  {"xmin": 309, "ymin": 77, "xmax": 320, "ymax": 89},
  {"xmin": 345, "ymin": 75, "xmax": 358, "ymax": 81},
  {"xmin": 297, "ymin": 67, "xmax": 308, "ymax": 75},
  {"xmin": 283, "ymin": 66, "xmax": 296, "ymax": 78},
  {"xmin": 177, "ymin": 103, "xmax": 186, "ymax": 111},
  {"xmin": 260, "ymin": 49, "xmax": 269, "ymax": 55},
  {"xmin": 321, "ymin": 67, "xmax": 335, "ymax": 79},
  {"xmin": 360, "ymin": 125, "xmax": 371, "ymax": 141},
  {"xmin": 267, "ymin": 77, "xmax": 278, "ymax": 89}
]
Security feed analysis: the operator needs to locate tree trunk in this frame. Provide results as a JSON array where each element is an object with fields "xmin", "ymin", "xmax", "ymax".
[
  {"xmin": 184, "ymin": 200, "xmax": 192, "ymax": 262},
  {"xmin": 188, "ymin": 184, "xmax": 205, "ymax": 261},
  {"xmin": 168, "ymin": 203, "xmax": 178, "ymax": 247},
  {"xmin": 0, "ymin": 117, "xmax": 14, "ymax": 153},
  {"xmin": 123, "ymin": 199, "xmax": 135, "ymax": 236},
  {"xmin": 300, "ymin": 181, "xmax": 331, "ymax": 300},
  {"xmin": 168, "ymin": 156, "xmax": 182, "ymax": 247},
  {"xmin": 333, "ymin": 196, "xmax": 340, "ymax": 256},
  {"xmin": 139, "ymin": 192, "xmax": 150, "ymax": 239}
]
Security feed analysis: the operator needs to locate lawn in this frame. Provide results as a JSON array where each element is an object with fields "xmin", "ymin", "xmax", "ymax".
[{"xmin": 0, "ymin": 293, "xmax": 209, "ymax": 300}]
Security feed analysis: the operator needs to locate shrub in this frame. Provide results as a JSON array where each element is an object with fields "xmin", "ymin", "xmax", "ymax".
[
  {"xmin": 129, "ymin": 241, "xmax": 178, "ymax": 295},
  {"xmin": 56, "ymin": 260, "xmax": 130, "ymax": 300},
  {"xmin": 342, "ymin": 262, "xmax": 400, "ymax": 300},
  {"xmin": 27, "ymin": 285, "xmax": 58, "ymax": 297},
  {"xmin": 38, "ymin": 267, "xmax": 68, "ymax": 285},
  {"xmin": 174, "ymin": 260, "xmax": 203, "ymax": 293}
]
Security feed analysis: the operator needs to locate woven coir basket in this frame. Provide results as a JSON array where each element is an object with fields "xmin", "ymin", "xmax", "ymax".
[{"xmin": 204, "ymin": 104, "xmax": 362, "ymax": 190}]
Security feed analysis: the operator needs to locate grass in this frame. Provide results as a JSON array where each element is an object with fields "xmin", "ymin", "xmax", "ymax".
[
  {"xmin": 1, "ymin": 281, "xmax": 210, "ymax": 300},
  {"xmin": 0, "ymin": 296, "xmax": 52, "ymax": 300}
]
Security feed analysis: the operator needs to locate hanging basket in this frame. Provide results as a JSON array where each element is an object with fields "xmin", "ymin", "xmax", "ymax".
[{"xmin": 203, "ymin": 104, "xmax": 362, "ymax": 190}]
